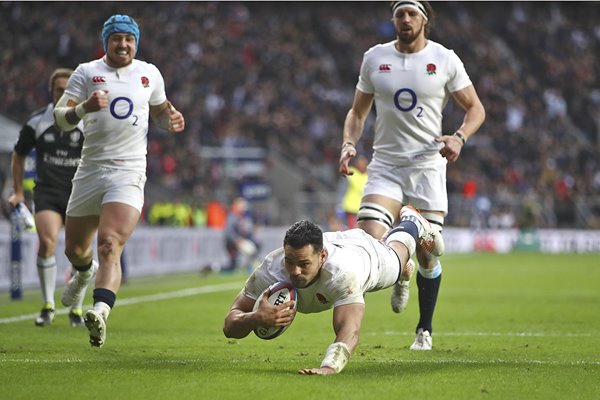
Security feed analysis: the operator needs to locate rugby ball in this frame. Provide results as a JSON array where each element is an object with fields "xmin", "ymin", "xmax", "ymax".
[{"xmin": 253, "ymin": 282, "xmax": 297, "ymax": 340}]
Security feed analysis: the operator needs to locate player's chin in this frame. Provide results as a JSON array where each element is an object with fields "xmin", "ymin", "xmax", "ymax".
[{"xmin": 290, "ymin": 279, "xmax": 306, "ymax": 288}]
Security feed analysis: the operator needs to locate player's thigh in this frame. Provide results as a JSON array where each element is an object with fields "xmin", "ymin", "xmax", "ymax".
[
  {"xmin": 97, "ymin": 168, "xmax": 145, "ymax": 243},
  {"xmin": 34, "ymin": 210, "xmax": 64, "ymax": 254},
  {"xmin": 405, "ymin": 163, "xmax": 448, "ymax": 214},
  {"xmin": 98, "ymin": 202, "xmax": 140, "ymax": 245},
  {"xmin": 65, "ymin": 214, "xmax": 99, "ymax": 254}
]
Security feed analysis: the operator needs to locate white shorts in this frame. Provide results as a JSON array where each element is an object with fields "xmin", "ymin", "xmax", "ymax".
[
  {"xmin": 66, "ymin": 162, "xmax": 147, "ymax": 217},
  {"xmin": 363, "ymin": 158, "xmax": 448, "ymax": 214}
]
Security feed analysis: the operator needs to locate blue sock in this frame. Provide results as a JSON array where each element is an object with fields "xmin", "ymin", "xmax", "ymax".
[
  {"xmin": 416, "ymin": 262, "xmax": 442, "ymax": 334},
  {"xmin": 72, "ymin": 260, "xmax": 93, "ymax": 272},
  {"xmin": 388, "ymin": 220, "xmax": 419, "ymax": 241},
  {"xmin": 93, "ymin": 288, "xmax": 116, "ymax": 309}
]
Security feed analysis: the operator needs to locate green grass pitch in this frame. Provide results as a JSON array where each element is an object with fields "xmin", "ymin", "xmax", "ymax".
[{"xmin": 1, "ymin": 253, "xmax": 599, "ymax": 400}]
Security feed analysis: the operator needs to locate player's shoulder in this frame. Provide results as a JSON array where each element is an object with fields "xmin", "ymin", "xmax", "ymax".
[
  {"xmin": 26, "ymin": 104, "xmax": 49, "ymax": 121},
  {"xmin": 364, "ymin": 40, "xmax": 396, "ymax": 58},
  {"xmin": 426, "ymin": 40, "xmax": 460, "ymax": 59},
  {"xmin": 132, "ymin": 59, "xmax": 162, "ymax": 74},
  {"xmin": 23, "ymin": 103, "xmax": 51, "ymax": 127},
  {"xmin": 74, "ymin": 58, "xmax": 105, "ymax": 72}
]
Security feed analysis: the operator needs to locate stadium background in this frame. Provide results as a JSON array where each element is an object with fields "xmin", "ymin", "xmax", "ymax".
[
  {"xmin": 1, "ymin": 1, "xmax": 599, "ymax": 230},
  {"xmin": 1, "ymin": 4, "xmax": 598, "ymax": 396}
]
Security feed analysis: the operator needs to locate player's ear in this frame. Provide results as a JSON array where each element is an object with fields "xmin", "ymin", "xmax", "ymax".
[{"xmin": 320, "ymin": 249, "xmax": 328, "ymax": 265}]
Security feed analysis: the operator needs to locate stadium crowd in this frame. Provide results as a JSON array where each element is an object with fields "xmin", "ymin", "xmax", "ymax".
[{"xmin": 1, "ymin": 2, "xmax": 599, "ymax": 228}]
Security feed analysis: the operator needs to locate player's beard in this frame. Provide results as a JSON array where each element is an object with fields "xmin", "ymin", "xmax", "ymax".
[{"xmin": 397, "ymin": 22, "xmax": 424, "ymax": 45}]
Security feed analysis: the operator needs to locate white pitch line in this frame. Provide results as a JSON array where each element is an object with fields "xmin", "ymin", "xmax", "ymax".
[
  {"xmin": 361, "ymin": 359, "xmax": 600, "ymax": 366},
  {"xmin": 0, "ymin": 281, "xmax": 242, "ymax": 324},
  {"xmin": 2, "ymin": 358, "xmax": 598, "ymax": 366},
  {"xmin": 375, "ymin": 330, "xmax": 596, "ymax": 338},
  {"xmin": 1, "ymin": 283, "xmax": 597, "ymax": 341}
]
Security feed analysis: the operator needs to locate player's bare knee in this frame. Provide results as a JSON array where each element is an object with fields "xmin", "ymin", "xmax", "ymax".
[
  {"xmin": 37, "ymin": 235, "xmax": 57, "ymax": 256},
  {"xmin": 64, "ymin": 245, "xmax": 91, "ymax": 265},
  {"xmin": 98, "ymin": 235, "xmax": 117, "ymax": 258}
]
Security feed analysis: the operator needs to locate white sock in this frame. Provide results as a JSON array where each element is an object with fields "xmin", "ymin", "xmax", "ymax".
[
  {"xmin": 94, "ymin": 302, "xmax": 111, "ymax": 321},
  {"xmin": 76, "ymin": 262, "xmax": 95, "ymax": 281},
  {"xmin": 386, "ymin": 231, "xmax": 416, "ymax": 255},
  {"xmin": 418, "ymin": 261, "xmax": 442, "ymax": 279},
  {"xmin": 37, "ymin": 256, "xmax": 57, "ymax": 308}
]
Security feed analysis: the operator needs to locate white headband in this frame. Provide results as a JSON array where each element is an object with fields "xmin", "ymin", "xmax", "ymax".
[{"xmin": 392, "ymin": 1, "xmax": 428, "ymax": 20}]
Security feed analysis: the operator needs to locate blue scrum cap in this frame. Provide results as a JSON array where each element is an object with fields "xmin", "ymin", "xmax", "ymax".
[{"xmin": 101, "ymin": 14, "xmax": 140, "ymax": 53}]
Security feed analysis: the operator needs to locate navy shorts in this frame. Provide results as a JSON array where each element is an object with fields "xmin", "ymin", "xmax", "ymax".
[{"xmin": 33, "ymin": 186, "xmax": 70, "ymax": 219}]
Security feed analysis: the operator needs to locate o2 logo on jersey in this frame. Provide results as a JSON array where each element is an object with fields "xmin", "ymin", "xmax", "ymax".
[
  {"xmin": 109, "ymin": 96, "xmax": 139, "ymax": 125},
  {"xmin": 110, "ymin": 97, "xmax": 133, "ymax": 119},
  {"xmin": 393, "ymin": 88, "xmax": 423, "ymax": 117}
]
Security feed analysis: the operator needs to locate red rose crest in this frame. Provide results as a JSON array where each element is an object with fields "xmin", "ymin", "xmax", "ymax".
[
  {"xmin": 316, "ymin": 293, "xmax": 328, "ymax": 304},
  {"xmin": 141, "ymin": 76, "xmax": 150, "ymax": 88},
  {"xmin": 426, "ymin": 63, "xmax": 437, "ymax": 75}
]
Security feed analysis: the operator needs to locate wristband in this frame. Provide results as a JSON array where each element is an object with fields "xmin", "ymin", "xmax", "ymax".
[
  {"xmin": 453, "ymin": 131, "xmax": 467, "ymax": 146},
  {"xmin": 320, "ymin": 342, "xmax": 350, "ymax": 373},
  {"xmin": 74, "ymin": 103, "xmax": 87, "ymax": 119},
  {"xmin": 342, "ymin": 142, "xmax": 355, "ymax": 149}
]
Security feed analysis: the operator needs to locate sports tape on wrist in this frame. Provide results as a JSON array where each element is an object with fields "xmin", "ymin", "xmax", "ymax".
[
  {"xmin": 74, "ymin": 103, "xmax": 87, "ymax": 119},
  {"xmin": 320, "ymin": 342, "xmax": 350, "ymax": 373}
]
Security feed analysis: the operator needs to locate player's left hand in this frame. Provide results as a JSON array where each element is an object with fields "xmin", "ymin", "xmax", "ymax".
[
  {"xmin": 435, "ymin": 135, "xmax": 463, "ymax": 162},
  {"xmin": 297, "ymin": 366, "xmax": 337, "ymax": 375},
  {"xmin": 167, "ymin": 101, "xmax": 185, "ymax": 133}
]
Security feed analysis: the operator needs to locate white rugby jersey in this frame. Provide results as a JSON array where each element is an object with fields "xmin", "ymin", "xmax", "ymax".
[
  {"xmin": 65, "ymin": 58, "xmax": 167, "ymax": 168},
  {"xmin": 243, "ymin": 229, "xmax": 400, "ymax": 314},
  {"xmin": 357, "ymin": 40, "xmax": 472, "ymax": 166}
]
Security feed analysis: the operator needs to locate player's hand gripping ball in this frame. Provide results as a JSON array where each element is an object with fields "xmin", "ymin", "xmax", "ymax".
[{"xmin": 253, "ymin": 282, "xmax": 297, "ymax": 340}]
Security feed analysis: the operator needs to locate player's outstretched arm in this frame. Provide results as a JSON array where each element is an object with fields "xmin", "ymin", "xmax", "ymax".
[
  {"xmin": 298, "ymin": 303, "xmax": 364, "ymax": 375},
  {"xmin": 223, "ymin": 292, "xmax": 295, "ymax": 339}
]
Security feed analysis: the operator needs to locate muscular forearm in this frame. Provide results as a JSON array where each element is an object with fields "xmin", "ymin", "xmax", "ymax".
[
  {"xmin": 223, "ymin": 309, "xmax": 256, "ymax": 339},
  {"xmin": 10, "ymin": 153, "xmax": 25, "ymax": 200},
  {"xmin": 342, "ymin": 109, "xmax": 365, "ymax": 146},
  {"xmin": 457, "ymin": 105, "xmax": 485, "ymax": 140},
  {"xmin": 334, "ymin": 329, "xmax": 360, "ymax": 355}
]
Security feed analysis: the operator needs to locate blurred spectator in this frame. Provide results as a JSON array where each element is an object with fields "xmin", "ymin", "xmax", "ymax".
[
  {"xmin": 337, "ymin": 154, "xmax": 368, "ymax": 229},
  {"xmin": 223, "ymin": 197, "xmax": 259, "ymax": 273},
  {"xmin": 206, "ymin": 199, "xmax": 227, "ymax": 230},
  {"xmin": 1, "ymin": 2, "xmax": 599, "ymax": 228}
]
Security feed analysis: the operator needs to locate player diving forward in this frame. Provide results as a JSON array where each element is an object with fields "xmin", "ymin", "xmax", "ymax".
[{"xmin": 224, "ymin": 206, "xmax": 442, "ymax": 375}]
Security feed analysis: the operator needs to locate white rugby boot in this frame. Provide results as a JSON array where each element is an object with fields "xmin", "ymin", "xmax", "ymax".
[
  {"xmin": 61, "ymin": 260, "xmax": 98, "ymax": 307},
  {"xmin": 84, "ymin": 309, "xmax": 107, "ymax": 348},
  {"xmin": 399, "ymin": 206, "xmax": 444, "ymax": 257},
  {"xmin": 409, "ymin": 328, "xmax": 432, "ymax": 351},
  {"xmin": 391, "ymin": 259, "xmax": 415, "ymax": 313}
]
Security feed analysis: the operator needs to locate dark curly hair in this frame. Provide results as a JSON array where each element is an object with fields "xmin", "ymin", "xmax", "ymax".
[{"xmin": 283, "ymin": 220, "xmax": 323, "ymax": 253}]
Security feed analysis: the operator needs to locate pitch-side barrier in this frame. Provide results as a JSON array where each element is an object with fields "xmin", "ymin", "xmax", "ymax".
[{"xmin": 1, "ymin": 225, "xmax": 599, "ymax": 294}]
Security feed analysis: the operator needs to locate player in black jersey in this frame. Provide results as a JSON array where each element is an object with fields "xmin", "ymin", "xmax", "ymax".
[{"xmin": 8, "ymin": 68, "xmax": 86, "ymax": 327}]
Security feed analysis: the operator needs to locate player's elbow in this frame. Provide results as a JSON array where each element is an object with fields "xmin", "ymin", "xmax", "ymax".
[
  {"xmin": 222, "ymin": 322, "xmax": 234, "ymax": 338},
  {"xmin": 53, "ymin": 106, "xmax": 77, "ymax": 132},
  {"xmin": 223, "ymin": 318, "xmax": 245, "ymax": 339}
]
